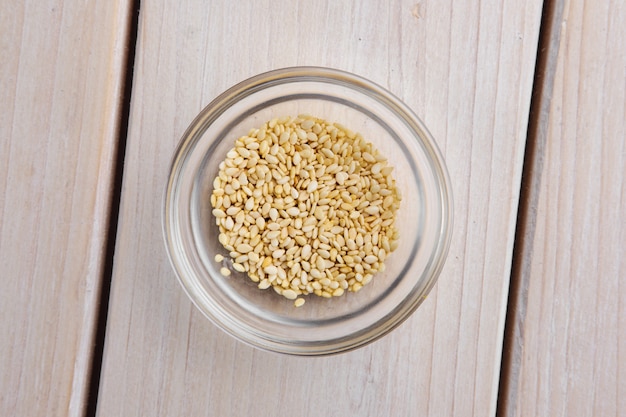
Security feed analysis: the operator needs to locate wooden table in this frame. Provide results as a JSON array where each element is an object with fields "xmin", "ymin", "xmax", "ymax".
[{"xmin": 1, "ymin": 0, "xmax": 624, "ymax": 415}]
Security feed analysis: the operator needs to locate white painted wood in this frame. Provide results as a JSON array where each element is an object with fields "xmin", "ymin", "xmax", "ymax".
[
  {"xmin": 0, "ymin": 1, "xmax": 132, "ymax": 415},
  {"xmin": 510, "ymin": 0, "xmax": 626, "ymax": 415},
  {"xmin": 96, "ymin": 0, "xmax": 542, "ymax": 415}
]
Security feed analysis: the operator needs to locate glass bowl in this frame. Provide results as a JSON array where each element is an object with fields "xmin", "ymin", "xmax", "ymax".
[{"xmin": 163, "ymin": 67, "xmax": 453, "ymax": 355}]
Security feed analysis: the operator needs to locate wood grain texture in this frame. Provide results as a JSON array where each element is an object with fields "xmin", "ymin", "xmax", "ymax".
[
  {"xmin": 96, "ymin": 0, "xmax": 542, "ymax": 415},
  {"xmin": 508, "ymin": 0, "xmax": 626, "ymax": 415},
  {"xmin": 0, "ymin": 1, "xmax": 132, "ymax": 415}
]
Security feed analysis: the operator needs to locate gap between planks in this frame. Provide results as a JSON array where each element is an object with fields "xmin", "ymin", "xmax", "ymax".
[
  {"xmin": 85, "ymin": 1, "xmax": 142, "ymax": 416},
  {"xmin": 496, "ymin": 0, "xmax": 566, "ymax": 415}
]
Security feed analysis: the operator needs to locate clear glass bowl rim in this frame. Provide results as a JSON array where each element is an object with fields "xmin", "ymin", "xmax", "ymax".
[{"xmin": 163, "ymin": 66, "xmax": 454, "ymax": 355}]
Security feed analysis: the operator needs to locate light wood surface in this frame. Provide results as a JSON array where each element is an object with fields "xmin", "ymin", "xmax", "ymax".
[
  {"xmin": 96, "ymin": 1, "xmax": 543, "ymax": 416},
  {"xmin": 6, "ymin": 0, "xmax": 623, "ymax": 415},
  {"xmin": 507, "ymin": 0, "xmax": 626, "ymax": 415},
  {"xmin": 0, "ymin": 1, "xmax": 132, "ymax": 416}
]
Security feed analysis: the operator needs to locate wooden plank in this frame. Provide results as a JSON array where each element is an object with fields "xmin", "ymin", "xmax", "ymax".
[
  {"xmin": 96, "ymin": 0, "xmax": 542, "ymax": 415},
  {"xmin": 0, "ymin": 1, "xmax": 132, "ymax": 416},
  {"xmin": 505, "ymin": 0, "xmax": 626, "ymax": 415}
]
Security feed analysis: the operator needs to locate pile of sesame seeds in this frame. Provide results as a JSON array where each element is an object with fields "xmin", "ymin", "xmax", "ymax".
[{"xmin": 211, "ymin": 115, "xmax": 401, "ymax": 307}]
